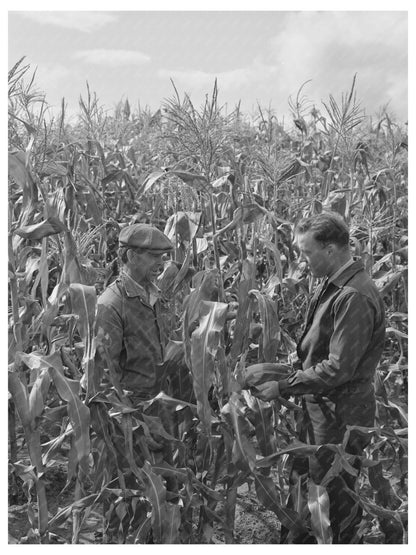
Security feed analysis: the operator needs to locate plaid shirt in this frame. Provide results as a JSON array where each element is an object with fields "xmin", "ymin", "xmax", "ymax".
[{"xmin": 96, "ymin": 272, "xmax": 165, "ymax": 399}]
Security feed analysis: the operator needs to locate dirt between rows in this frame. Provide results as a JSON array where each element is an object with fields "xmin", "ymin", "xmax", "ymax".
[
  {"xmin": 8, "ymin": 473, "xmax": 280, "ymax": 544},
  {"xmin": 9, "ymin": 471, "xmax": 385, "ymax": 544}
]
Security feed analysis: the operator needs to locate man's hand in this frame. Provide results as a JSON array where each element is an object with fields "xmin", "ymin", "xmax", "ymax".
[{"xmin": 251, "ymin": 380, "xmax": 282, "ymax": 401}]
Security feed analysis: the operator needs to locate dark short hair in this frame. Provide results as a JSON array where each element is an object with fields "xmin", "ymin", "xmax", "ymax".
[{"xmin": 295, "ymin": 211, "xmax": 350, "ymax": 248}]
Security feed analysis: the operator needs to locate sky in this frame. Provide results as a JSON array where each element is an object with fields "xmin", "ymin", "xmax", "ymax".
[{"xmin": 7, "ymin": 4, "xmax": 409, "ymax": 126}]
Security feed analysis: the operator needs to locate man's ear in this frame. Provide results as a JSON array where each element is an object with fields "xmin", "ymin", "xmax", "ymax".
[
  {"xmin": 326, "ymin": 243, "xmax": 335, "ymax": 255},
  {"xmin": 126, "ymin": 249, "xmax": 135, "ymax": 264}
]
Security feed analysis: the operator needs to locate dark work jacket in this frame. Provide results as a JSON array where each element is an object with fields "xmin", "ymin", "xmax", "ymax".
[
  {"xmin": 96, "ymin": 272, "xmax": 165, "ymax": 400},
  {"xmin": 281, "ymin": 259, "xmax": 385, "ymax": 444}
]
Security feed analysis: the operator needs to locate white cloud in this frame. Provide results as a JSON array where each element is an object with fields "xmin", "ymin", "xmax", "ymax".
[
  {"xmin": 267, "ymin": 12, "xmax": 408, "ymax": 108},
  {"xmin": 158, "ymin": 61, "xmax": 279, "ymax": 93},
  {"xmin": 73, "ymin": 49, "xmax": 151, "ymax": 66},
  {"xmin": 18, "ymin": 11, "xmax": 117, "ymax": 33},
  {"xmin": 35, "ymin": 62, "xmax": 71, "ymax": 82}
]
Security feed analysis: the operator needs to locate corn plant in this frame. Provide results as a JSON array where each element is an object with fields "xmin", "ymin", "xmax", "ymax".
[{"xmin": 8, "ymin": 62, "xmax": 407, "ymax": 544}]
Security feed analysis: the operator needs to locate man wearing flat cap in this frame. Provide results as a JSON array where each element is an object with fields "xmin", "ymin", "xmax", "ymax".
[{"xmin": 95, "ymin": 223, "xmax": 173, "ymax": 402}]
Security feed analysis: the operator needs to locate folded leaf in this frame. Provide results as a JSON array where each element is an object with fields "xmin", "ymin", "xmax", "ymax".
[{"xmin": 14, "ymin": 216, "xmax": 67, "ymax": 241}]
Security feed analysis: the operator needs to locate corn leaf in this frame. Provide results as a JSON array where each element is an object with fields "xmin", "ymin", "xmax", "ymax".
[
  {"xmin": 254, "ymin": 473, "xmax": 307, "ymax": 534},
  {"xmin": 8, "ymin": 370, "xmax": 31, "ymax": 428},
  {"xmin": 224, "ymin": 392, "xmax": 257, "ymax": 471},
  {"xmin": 141, "ymin": 462, "xmax": 169, "ymax": 543},
  {"xmin": 163, "ymin": 503, "xmax": 181, "ymax": 543},
  {"xmin": 68, "ymin": 283, "xmax": 98, "ymax": 398},
  {"xmin": 229, "ymin": 260, "xmax": 255, "ymax": 364},
  {"xmin": 46, "ymin": 352, "xmax": 91, "ymax": 474},
  {"xmin": 248, "ymin": 289, "xmax": 280, "ymax": 362},
  {"xmin": 307, "ymin": 479, "xmax": 333, "ymax": 543},
  {"xmin": 256, "ymin": 441, "xmax": 328, "ymax": 468},
  {"xmin": 242, "ymin": 390, "xmax": 275, "ymax": 457},
  {"xmin": 14, "ymin": 216, "xmax": 67, "ymax": 241},
  {"xmin": 368, "ymin": 461, "xmax": 403, "ymax": 510},
  {"xmin": 190, "ymin": 300, "xmax": 228, "ymax": 435},
  {"xmin": 182, "ymin": 269, "xmax": 219, "ymax": 368},
  {"xmin": 28, "ymin": 368, "xmax": 51, "ymax": 422}
]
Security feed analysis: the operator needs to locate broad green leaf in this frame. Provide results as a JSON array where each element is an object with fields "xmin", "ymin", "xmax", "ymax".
[
  {"xmin": 307, "ymin": 479, "xmax": 333, "ymax": 543},
  {"xmin": 9, "ymin": 366, "xmax": 44, "ymax": 476},
  {"xmin": 256, "ymin": 441, "xmax": 331, "ymax": 468},
  {"xmin": 68, "ymin": 283, "xmax": 98, "ymax": 398},
  {"xmin": 141, "ymin": 391, "xmax": 197, "ymax": 412},
  {"xmin": 140, "ymin": 461, "xmax": 167, "ymax": 543},
  {"xmin": 368, "ymin": 461, "xmax": 403, "ymax": 510},
  {"xmin": 164, "ymin": 211, "xmax": 202, "ymax": 243},
  {"xmin": 89, "ymin": 402, "xmax": 126, "ymax": 489},
  {"xmin": 47, "ymin": 353, "xmax": 91, "ymax": 474},
  {"xmin": 226, "ymin": 392, "xmax": 257, "ymax": 471},
  {"xmin": 169, "ymin": 170, "xmax": 210, "ymax": 191},
  {"xmin": 141, "ymin": 413, "xmax": 181, "ymax": 445},
  {"xmin": 28, "ymin": 368, "xmax": 51, "ymax": 422},
  {"xmin": 8, "ymin": 150, "xmax": 37, "ymax": 198},
  {"xmin": 48, "ymin": 493, "xmax": 100, "ymax": 530},
  {"xmin": 182, "ymin": 269, "xmax": 219, "ymax": 369},
  {"xmin": 243, "ymin": 362, "xmax": 292, "ymax": 388},
  {"xmin": 62, "ymin": 231, "xmax": 87, "ymax": 285},
  {"xmin": 30, "ymin": 237, "xmax": 49, "ymax": 308},
  {"xmin": 229, "ymin": 260, "xmax": 255, "ymax": 364},
  {"xmin": 171, "ymin": 250, "xmax": 194, "ymax": 297},
  {"xmin": 141, "ymin": 168, "xmax": 167, "ymax": 193},
  {"xmin": 14, "ymin": 216, "xmax": 67, "ymax": 241},
  {"xmin": 163, "ymin": 503, "xmax": 181, "ymax": 543},
  {"xmin": 211, "ymin": 173, "xmax": 235, "ymax": 189},
  {"xmin": 347, "ymin": 488, "xmax": 406, "ymax": 526},
  {"xmin": 8, "ymin": 370, "xmax": 30, "ymax": 428},
  {"xmin": 254, "ymin": 473, "xmax": 307, "ymax": 534},
  {"xmin": 190, "ymin": 300, "xmax": 228, "ymax": 434},
  {"xmin": 248, "ymin": 289, "xmax": 280, "ymax": 362},
  {"xmin": 215, "ymin": 202, "xmax": 267, "ymax": 236},
  {"xmin": 242, "ymin": 390, "xmax": 275, "ymax": 457},
  {"xmin": 39, "ymin": 159, "xmax": 68, "ymax": 177}
]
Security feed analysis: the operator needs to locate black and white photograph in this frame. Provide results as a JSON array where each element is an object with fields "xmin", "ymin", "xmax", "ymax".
[{"xmin": 7, "ymin": 2, "xmax": 410, "ymax": 546}]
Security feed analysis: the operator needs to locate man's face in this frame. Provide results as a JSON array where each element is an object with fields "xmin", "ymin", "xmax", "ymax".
[
  {"xmin": 296, "ymin": 231, "xmax": 333, "ymax": 278},
  {"xmin": 129, "ymin": 249, "xmax": 166, "ymax": 284}
]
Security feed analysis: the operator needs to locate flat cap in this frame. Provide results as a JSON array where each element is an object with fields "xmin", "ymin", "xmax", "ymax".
[{"xmin": 119, "ymin": 223, "xmax": 173, "ymax": 252}]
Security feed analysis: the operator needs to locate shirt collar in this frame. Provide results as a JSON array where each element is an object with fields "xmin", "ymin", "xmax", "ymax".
[
  {"xmin": 327, "ymin": 257, "xmax": 355, "ymax": 284},
  {"xmin": 327, "ymin": 257, "xmax": 365, "ymax": 287},
  {"xmin": 120, "ymin": 271, "xmax": 160, "ymax": 306}
]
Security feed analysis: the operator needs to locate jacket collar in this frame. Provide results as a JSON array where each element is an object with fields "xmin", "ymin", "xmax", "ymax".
[
  {"xmin": 330, "ymin": 257, "xmax": 365, "ymax": 288},
  {"xmin": 120, "ymin": 271, "xmax": 160, "ymax": 306}
]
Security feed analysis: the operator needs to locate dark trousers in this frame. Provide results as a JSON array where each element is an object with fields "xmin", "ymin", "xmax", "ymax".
[
  {"xmin": 280, "ymin": 393, "xmax": 375, "ymax": 544},
  {"xmin": 281, "ymin": 448, "xmax": 364, "ymax": 543}
]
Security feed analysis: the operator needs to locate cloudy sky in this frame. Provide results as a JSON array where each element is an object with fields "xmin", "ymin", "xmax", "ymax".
[{"xmin": 7, "ymin": 5, "xmax": 409, "ymax": 126}]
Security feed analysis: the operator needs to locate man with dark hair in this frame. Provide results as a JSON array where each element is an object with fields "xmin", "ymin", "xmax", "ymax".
[
  {"xmin": 252, "ymin": 211, "xmax": 386, "ymax": 543},
  {"xmin": 96, "ymin": 223, "xmax": 173, "ymax": 402}
]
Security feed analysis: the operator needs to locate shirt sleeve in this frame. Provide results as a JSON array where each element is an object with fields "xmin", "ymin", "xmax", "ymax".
[
  {"xmin": 280, "ymin": 290, "xmax": 376, "ymax": 396},
  {"xmin": 95, "ymin": 297, "xmax": 124, "ymax": 376}
]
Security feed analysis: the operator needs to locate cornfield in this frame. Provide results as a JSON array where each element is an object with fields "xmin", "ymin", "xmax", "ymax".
[{"xmin": 8, "ymin": 59, "xmax": 408, "ymax": 544}]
